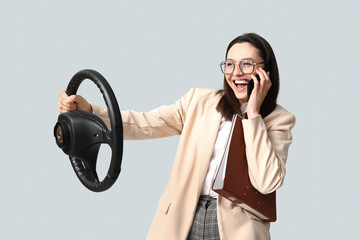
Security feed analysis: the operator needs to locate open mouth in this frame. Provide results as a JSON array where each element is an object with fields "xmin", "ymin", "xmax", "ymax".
[{"xmin": 233, "ymin": 79, "xmax": 249, "ymax": 91}]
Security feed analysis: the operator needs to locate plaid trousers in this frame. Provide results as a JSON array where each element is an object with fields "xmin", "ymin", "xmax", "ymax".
[{"xmin": 187, "ymin": 195, "xmax": 220, "ymax": 240}]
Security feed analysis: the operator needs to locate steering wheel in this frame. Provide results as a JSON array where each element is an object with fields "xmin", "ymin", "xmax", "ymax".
[{"xmin": 54, "ymin": 69, "xmax": 123, "ymax": 192}]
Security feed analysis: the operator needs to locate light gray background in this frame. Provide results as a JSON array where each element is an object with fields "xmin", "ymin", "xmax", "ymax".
[{"xmin": 0, "ymin": 0, "xmax": 359, "ymax": 239}]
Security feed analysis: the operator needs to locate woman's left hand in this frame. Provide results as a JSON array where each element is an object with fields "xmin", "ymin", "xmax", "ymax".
[{"xmin": 246, "ymin": 67, "xmax": 272, "ymax": 119}]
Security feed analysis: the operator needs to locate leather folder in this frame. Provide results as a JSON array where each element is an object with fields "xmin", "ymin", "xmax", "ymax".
[{"xmin": 212, "ymin": 114, "xmax": 277, "ymax": 222}]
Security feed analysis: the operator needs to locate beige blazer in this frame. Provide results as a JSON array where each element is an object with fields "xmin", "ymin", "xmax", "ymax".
[{"xmin": 91, "ymin": 88, "xmax": 296, "ymax": 240}]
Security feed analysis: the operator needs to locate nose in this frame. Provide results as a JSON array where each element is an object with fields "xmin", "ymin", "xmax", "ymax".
[{"xmin": 233, "ymin": 63, "xmax": 243, "ymax": 75}]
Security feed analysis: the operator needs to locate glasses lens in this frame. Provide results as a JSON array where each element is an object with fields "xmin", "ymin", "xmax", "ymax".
[
  {"xmin": 240, "ymin": 60, "xmax": 254, "ymax": 74},
  {"xmin": 220, "ymin": 61, "xmax": 234, "ymax": 74}
]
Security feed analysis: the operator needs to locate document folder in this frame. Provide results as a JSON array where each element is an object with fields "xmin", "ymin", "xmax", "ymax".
[{"xmin": 212, "ymin": 114, "xmax": 276, "ymax": 222}]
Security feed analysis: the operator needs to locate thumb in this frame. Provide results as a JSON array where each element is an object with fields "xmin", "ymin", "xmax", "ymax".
[{"xmin": 66, "ymin": 95, "xmax": 77, "ymax": 104}]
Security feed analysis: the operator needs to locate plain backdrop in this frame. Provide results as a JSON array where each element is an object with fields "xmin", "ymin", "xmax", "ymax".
[{"xmin": 0, "ymin": 0, "xmax": 359, "ymax": 239}]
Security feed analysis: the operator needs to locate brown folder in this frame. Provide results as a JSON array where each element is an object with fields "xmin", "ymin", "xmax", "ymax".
[{"xmin": 212, "ymin": 114, "xmax": 277, "ymax": 222}]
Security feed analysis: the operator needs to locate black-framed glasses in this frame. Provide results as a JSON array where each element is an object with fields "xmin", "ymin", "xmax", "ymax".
[{"xmin": 220, "ymin": 59, "xmax": 265, "ymax": 74}]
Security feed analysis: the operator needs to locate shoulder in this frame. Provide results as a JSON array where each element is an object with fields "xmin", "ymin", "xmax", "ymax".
[
  {"xmin": 264, "ymin": 104, "xmax": 296, "ymax": 130},
  {"xmin": 173, "ymin": 88, "xmax": 220, "ymax": 115}
]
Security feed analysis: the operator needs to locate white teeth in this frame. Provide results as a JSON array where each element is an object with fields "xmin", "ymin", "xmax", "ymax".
[{"xmin": 234, "ymin": 80, "xmax": 248, "ymax": 84}]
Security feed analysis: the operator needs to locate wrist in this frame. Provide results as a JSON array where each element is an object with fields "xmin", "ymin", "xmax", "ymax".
[
  {"xmin": 247, "ymin": 111, "xmax": 260, "ymax": 119},
  {"xmin": 87, "ymin": 103, "xmax": 93, "ymax": 113}
]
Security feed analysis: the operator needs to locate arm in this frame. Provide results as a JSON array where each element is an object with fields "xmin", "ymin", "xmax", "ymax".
[
  {"xmin": 91, "ymin": 88, "xmax": 196, "ymax": 140},
  {"xmin": 242, "ymin": 108, "xmax": 296, "ymax": 194}
]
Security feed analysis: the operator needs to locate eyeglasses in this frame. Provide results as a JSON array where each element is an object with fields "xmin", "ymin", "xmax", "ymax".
[{"xmin": 220, "ymin": 59, "xmax": 265, "ymax": 74}]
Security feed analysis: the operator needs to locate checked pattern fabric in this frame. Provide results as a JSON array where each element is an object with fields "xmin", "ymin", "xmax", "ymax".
[{"xmin": 187, "ymin": 195, "xmax": 220, "ymax": 240}]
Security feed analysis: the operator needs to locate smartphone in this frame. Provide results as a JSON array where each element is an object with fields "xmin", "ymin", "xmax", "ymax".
[{"xmin": 247, "ymin": 74, "xmax": 261, "ymax": 100}]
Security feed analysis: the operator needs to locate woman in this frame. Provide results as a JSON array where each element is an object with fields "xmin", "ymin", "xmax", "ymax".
[{"xmin": 58, "ymin": 33, "xmax": 295, "ymax": 240}]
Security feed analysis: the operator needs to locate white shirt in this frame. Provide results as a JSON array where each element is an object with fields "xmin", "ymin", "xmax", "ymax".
[{"xmin": 200, "ymin": 117, "xmax": 232, "ymax": 198}]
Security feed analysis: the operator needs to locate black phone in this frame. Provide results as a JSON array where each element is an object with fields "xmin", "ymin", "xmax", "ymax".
[{"xmin": 247, "ymin": 74, "xmax": 261, "ymax": 100}]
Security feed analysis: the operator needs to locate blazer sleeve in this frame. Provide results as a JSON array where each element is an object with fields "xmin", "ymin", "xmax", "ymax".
[
  {"xmin": 91, "ymin": 88, "xmax": 196, "ymax": 140},
  {"xmin": 242, "ymin": 108, "xmax": 296, "ymax": 194}
]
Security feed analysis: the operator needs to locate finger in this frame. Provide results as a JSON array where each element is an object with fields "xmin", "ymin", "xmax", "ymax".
[
  {"xmin": 59, "ymin": 90, "xmax": 77, "ymax": 103},
  {"xmin": 59, "ymin": 91, "xmax": 75, "ymax": 105},
  {"xmin": 59, "ymin": 90, "xmax": 69, "ymax": 99},
  {"xmin": 257, "ymin": 68, "xmax": 271, "ymax": 86},
  {"xmin": 251, "ymin": 74, "xmax": 260, "ymax": 94},
  {"xmin": 58, "ymin": 99, "xmax": 76, "ymax": 109},
  {"xmin": 256, "ymin": 68, "xmax": 267, "ymax": 80},
  {"xmin": 255, "ymin": 70, "xmax": 269, "ymax": 96},
  {"xmin": 58, "ymin": 99, "xmax": 76, "ymax": 113},
  {"xmin": 58, "ymin": 94, "xmax": 76, "ymax": 106},
  {"xmin": 256, "ymin": 69, "xmax": 271, "ymax": 94},
  {"xmin": 58, "ymin": 100, "xmax": 76, "ymax": 110},
  {"xmin": 255, "ymin": 69, "xmax": 266, "ymax": 88},
  {"xmin": 266, "ymin": 71, "xmax": 272, "ymax": 88},
  {"xmin": 58, "ymin": 105, "xmax": 76, "ymax": 114},
  {"xmin": 58, "ymin": 105, "xmax": 70, "ymax": 113},
  {"xmin": 59, "ymin": 107, "xmax": 75, "ymax": 113},
  {"xmin": 259, "ymin": 68, "xmax": 271, "ymax": 89},
  {"xmin": 257, "ymin": 67, "xmax": 270, "ymax": 80},
  {"xmin": 65, "ymin": 95, "xmax": 77, "ymax": 104}
]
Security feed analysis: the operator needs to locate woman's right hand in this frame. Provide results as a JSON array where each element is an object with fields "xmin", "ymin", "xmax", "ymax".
[{"xmin": 58, "ymin": 90, "xmax": 92, "ymax": 114}]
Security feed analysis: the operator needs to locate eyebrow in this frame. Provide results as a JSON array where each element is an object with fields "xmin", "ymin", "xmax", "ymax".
[{"xmin": 226, "ymin": 58, "xmax": 255, "ymax": 61}]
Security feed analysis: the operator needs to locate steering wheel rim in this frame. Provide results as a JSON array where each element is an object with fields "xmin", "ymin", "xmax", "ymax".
[{"xmin": 61, "ymin": 69, "xmax": 123, "ymax": 192}]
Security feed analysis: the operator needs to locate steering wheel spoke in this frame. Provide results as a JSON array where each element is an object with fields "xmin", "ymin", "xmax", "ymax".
[{"xmin": 102, "ymin": 130, "xmax": 113, "ymax": 145}]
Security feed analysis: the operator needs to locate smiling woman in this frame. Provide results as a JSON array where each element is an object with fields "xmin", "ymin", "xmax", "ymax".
[
  {"xmin": 58, "ymin": 32, "xmax": 295, "ymax": 240},
  {"xmin": 217, "ymin": 33, "xmax": 280, "ymax": 121}
]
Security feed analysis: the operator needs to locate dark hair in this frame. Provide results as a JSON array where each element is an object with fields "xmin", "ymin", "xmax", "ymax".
[{"xmin": 216, "ymin": 33, "xmax": 279, "ymax": 120}]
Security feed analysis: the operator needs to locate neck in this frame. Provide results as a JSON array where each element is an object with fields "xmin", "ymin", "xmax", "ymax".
[{"xmin": 239, "ymin": 100, "xmax": 247, "ymax": 106}]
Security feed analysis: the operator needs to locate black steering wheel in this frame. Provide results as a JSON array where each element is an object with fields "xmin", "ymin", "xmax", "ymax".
[{"xmin": 54, "ymin": 69, "xmax": 123, "ymax": 192}]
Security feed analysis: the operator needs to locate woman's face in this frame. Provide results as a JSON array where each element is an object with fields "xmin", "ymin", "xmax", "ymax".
[{"xmin": 225, "ymin": 42, "xmax": 264, "ymax": 105}]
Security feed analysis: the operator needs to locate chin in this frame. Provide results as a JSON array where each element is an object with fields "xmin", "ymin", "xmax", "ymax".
[
  {"xmin": 228, "ymin": 82, "xmax": 247, "ymax": 103},
  {"xmin": 234, "ymin": 92, "xmax": 247, "ymax": 103}
]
